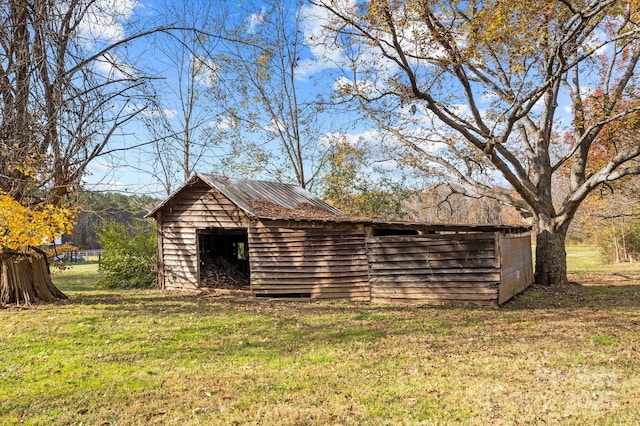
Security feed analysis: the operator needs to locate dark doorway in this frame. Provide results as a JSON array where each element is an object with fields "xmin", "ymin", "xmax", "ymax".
[
  {"xmin": 372, "ymin": 227, "xmax": 419, "ymax": 236},
  {"xmin": 198, "ymin": 229, "xmax": 250, "ymax": 289}
]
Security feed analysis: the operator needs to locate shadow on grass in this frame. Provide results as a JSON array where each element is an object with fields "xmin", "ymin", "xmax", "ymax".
[
  {"xmin": 504, "ymin": 281, "xmax": 640, "ymax": 310},
  {"xmin": 40, "ymin": 277, "xmax": 640, "ymax": 366},
  {"xmin": 61, "ymin": 277, "xmax": 640, "ymax": 316},
  {"xmin": 54, "ymin": 255, "xmax": 640, "ymax": 313}
]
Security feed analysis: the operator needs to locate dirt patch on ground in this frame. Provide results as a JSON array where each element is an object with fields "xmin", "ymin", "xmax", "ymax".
[
  {"xmin": 569, "ymin": 270, "xmax": 640, "ymax": 287},
  {"xmin": 505, "ymin": 270, "xmax": 640, "ymax": 310}
]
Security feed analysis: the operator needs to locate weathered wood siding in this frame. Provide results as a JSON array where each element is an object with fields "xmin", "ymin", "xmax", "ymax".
[
  {"xmin": 157, "ymin": 180, "xmax": 249, "ymax": 290},
  {"xmin": 367, "ymin": 233, "xmax": 501, "ymax": 305},
  {"xmin": 498, "ymin": 234, "xmax": 534, "ymax": 304},
  {"xmin": 151, "ymin": 175, "xmax": 534, "ymax": 304},
  {"xmin": 249, "ymin": 220, "xmax": 370, "ymax": 301}
]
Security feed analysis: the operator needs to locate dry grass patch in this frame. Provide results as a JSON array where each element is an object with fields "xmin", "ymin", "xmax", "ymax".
[{"xmin": 1, "ymin": 254, "xmax": 639, "ymax": 425}]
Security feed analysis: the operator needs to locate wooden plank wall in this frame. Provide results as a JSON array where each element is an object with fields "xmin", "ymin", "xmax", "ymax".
[
  {"xmin": 157, "ymin": 180, "xmax": 249, "ymax": 290},
  {"xmin": 367, "ymin": 232, "xmax": 501, "ymax": 306},
  {"xmin": 498, "ymin": 234, "xmax": 534, "ymax": 304},
  {"xmin": 249, "ymin": 220, "xmax": 370, "ymax": 301}
]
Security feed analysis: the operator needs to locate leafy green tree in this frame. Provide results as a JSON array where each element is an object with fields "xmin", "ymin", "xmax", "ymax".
[
  {"xmin": 97, "ymin": 222, "xmax": 156, "ymax": 289},
  {"xmin": 576, "ymin": 183, "xmax": 640, "ymax": 263},
  {"xmin": 598, "ymin": 218, "xmax": 640, "ymax": 264},
  {"xmin": 321, "ymin": 136, "xmax": 411, "ymax": 219}
]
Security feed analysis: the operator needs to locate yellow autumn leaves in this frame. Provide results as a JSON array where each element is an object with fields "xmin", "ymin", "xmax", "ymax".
[{"xmin": 0, "ymin": 191, "xmax": 75, "ymax": 252}]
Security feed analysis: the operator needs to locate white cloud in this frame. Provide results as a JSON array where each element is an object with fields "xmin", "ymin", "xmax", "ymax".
[
  {"xmin": 140, "ymin": 108, "xmax": 178, "ymax": 119},
  {"xmin": 296, "ymin": 1, "xmax": 354, "ymax": 79},
  {"xmin": 88, "ymin": 158, "xmax": 113, "ymax": 174},
  {"xmin": 192, "ymin": 55, "xmax": 218, "ymax": 85},
  {"xmin": 265, "ymin": 118, "xmax": 288, "ymax": 135},
  {"xmin": 77, "ymin": 0, "xmax": 139, "ymax": 43},
  {"xmin": 95, "ymin": 52, "xmax": 137, "ymax": 79},
  {"xmin": 295, "ymin": 57, "xmax": 336, "ymax": 80},
  {"xmin": 163, "ymin": 109, "xmax": 178, "ymax": 119},
  {"xmin": 247, "ymin": 8, "xmax": 266, "ymax": 34},
  {"xmin": 210, "ymin": 115, "xmax": 237, "ymax": 130}
]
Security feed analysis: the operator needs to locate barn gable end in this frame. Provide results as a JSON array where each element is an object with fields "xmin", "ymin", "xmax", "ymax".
[{"xmin": 149, "ymin": 176, "xmax": 250, "ymax": 290}]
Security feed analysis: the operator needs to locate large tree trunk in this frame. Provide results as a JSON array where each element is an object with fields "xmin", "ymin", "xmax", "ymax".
[
  {"xmin": 0, "ymin": 251, "xmax": 67, "ymax": 306},
  {"xmin": 534, "ymin": 220, "xmax": 569, "ymax": 286}
]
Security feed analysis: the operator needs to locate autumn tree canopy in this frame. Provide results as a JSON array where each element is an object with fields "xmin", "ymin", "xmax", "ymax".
[
  {"xmin": 0, "ymin": 192, "xmax": 74, "ymax": 252},
  {"xmin": 312, "ymin": 0, "xmax": 640, "ymax": 285},
  {"xmin": 206, "ymin": 0, "xmax": 352, "ymax": 190}
]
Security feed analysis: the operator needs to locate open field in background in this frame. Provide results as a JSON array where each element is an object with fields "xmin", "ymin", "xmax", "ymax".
[{"xmin": 1, "ymin": 247, "xmax": 639, "ymax": 425}]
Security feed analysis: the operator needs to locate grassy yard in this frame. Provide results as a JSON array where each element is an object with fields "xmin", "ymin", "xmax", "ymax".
[{"xmin": 1, "ymin": 248, "xmax": 639, "ymax": 425}]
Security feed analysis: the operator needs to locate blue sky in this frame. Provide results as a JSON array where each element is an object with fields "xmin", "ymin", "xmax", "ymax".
[
  {"xmin": 78, "ymin": 0, "xmax": 589, "ymax": 200},
  {"xmin": 80, "ymin": 0, "xmax": 365, "ymax": 197}
]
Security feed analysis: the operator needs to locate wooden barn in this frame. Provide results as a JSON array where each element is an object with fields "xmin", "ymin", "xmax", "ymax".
[{"xmin": 147, "ymin": 173, "xmax": 533, "ymax": 306}]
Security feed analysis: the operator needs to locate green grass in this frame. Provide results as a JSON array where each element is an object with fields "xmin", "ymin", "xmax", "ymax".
[
  {"xmin": 565, "ymin": 245, "xmax": 637, "ymax": 273},
  {"xmin": 51, "ymin": 263, "xmax": 101, "ymax": 292},
  {"xmin": 1, "ymin": 249, "xmax": 640, "ymax": 425}
]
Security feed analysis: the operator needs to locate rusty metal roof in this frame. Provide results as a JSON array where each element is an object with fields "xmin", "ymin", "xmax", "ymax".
[
  {"xmin": 147, "ymin": 173, "xmax": 531, "ymax": 234},
  {"xmin": 198, "ymin": 173, "xmax": 344, "ymax": 217},
  {"xmin": 147, "ymin": 173, "xmax": 344, "ymax": 218}
]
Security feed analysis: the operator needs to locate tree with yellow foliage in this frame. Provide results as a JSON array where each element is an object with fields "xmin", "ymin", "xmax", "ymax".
[
  {"xmin": 0, "ymin": 193, "xmax": 75, "ymax": 252},
  {"xmin": 312, "ymin": 0, "xmax": 640, "ymax": 285},
  {"xmin": 321, "ymin": 137, "xmax": 412, "ymax": 219},
  {"xmin": 0, "ymin": 192, "xmax": 75, "ymax": 305},
  {"xmin": 0, "ymin": 0, "xmax": 179, "ymax": 304}
]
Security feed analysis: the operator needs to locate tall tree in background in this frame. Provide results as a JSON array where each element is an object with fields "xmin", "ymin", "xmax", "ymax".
[
  {"xmin": 139, "ymin": 0, "xmax": 224, "ymax": 195},
  {"xmin": 313, "ymin": 0, "xmax": 640, "ymax": 285},
  {"xmin": 321, "ymin": 136, "xmax": 411, "ymax": 218},
  {"xmin": 209, "ymin": 0, "xmax": 333, "ymax": 188}
]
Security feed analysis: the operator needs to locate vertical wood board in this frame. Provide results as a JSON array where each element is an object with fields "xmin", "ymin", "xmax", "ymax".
[{"xmin": 498, "ymin": 234, "xmax": 534, "ymax": 304}]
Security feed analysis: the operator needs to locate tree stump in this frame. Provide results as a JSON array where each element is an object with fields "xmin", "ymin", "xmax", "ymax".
[{"xmin": 0, "ymin": 250, "xmax": 68, "ymax": 306}]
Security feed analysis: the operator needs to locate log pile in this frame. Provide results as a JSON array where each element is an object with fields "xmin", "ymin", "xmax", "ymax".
[
  {"xmin": 200, "ymin": 257, "xmax": 249, "ymax": 289},
  {"xmin": 0, "ymin": 251, "xmax": 68, "ymax": 306}
]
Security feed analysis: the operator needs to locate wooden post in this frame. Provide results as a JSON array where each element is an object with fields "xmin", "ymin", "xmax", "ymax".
[{"xmin": 155, "ymin": 211, "xmax": 165, "ymax": 289}]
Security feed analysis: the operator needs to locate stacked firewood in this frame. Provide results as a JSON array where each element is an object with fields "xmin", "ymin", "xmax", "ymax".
[{"xmin": 200, "ymin": 257, "xmax": 249, "ymax": 289}]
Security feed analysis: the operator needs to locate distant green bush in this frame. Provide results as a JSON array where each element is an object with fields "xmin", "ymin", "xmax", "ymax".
[
  {"xmin": 566, "ymin": 233, "xmax": 586, "ymax": 246},
  {"xmin": 97, "ymin": 222, "xmax": 156, "ymax": 289}
]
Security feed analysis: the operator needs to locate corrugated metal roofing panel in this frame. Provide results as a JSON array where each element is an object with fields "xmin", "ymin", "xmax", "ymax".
[{"xmin": 198, "ymin": 173, "xmax": 344, "ymax": 217}]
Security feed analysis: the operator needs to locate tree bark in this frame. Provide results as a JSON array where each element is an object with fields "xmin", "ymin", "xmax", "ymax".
[
  {"xmin": 534, "ymin": 222, "xmax": 569, "ymax": 286},
  {"xmin": 0, "ymin": 251, "xmax": 67, "ymax": 306}
]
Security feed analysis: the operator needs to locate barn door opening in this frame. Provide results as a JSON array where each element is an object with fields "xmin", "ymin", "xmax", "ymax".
[{"xmin": 198, "ymin": 229, "xmax": 250, "ymax": 289}]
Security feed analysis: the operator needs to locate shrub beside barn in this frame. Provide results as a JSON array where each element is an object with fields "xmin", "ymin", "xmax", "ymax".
[{"xmin": 147, "ymin": 173, "xmax": 533, "ymax": 306}]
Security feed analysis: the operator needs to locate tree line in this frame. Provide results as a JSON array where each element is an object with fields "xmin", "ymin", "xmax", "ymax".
[{"xmin": 67, "ymin": 192, "xmax": 158, "ymax": 250}]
